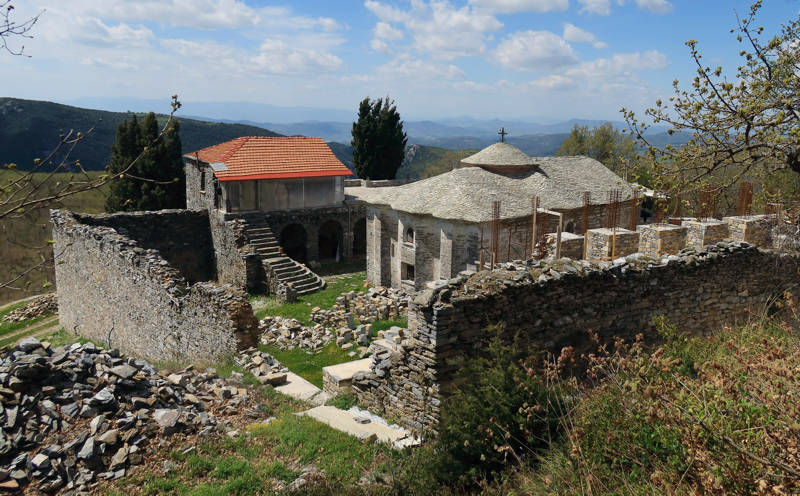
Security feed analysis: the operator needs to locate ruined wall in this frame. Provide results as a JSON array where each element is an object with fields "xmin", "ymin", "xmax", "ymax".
[
  {"xmin": 185, "ymin": 158, "xmax": 219, "ymax": 211},
  {"xmin": 207, "ymin": 212, "xmax": 256, "ymax": 289},
  {"xmin": 76, "ymin": 210, "xmax": 215, "ymax": 283},
  {"xmin": 353, "ymin": 243, "xmax": 800, "ymax": 432},
  {"xmin": 52, "ymin": 210, "xmax": 258, "ymax": 364}
]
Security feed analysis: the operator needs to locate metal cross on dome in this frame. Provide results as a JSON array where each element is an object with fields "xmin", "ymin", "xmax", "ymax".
[{"xmin": 498, "ymin": 127, "xmax": 508, "ymax": 142}]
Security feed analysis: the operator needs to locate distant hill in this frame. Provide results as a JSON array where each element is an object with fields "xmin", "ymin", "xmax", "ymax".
[
  {"xmin": 397, "ymin": 145, "xmax": 478, "ymax": 179},
  {"xmin": 0, "ymin": 98, "xmax": 282, "ymax": 171}
]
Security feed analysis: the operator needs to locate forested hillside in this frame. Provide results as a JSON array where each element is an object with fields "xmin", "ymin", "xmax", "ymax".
[{"xmin": 0, "ymin": 98, "xmax": 282, "ymax": 171}]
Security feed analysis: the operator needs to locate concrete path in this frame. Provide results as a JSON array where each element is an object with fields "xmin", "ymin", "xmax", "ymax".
[
  {"xmin": 273, "ymin": 372, "xmax": 331, "ymax": 406},
  {"xmin": 299, "ymin": 405, "xmax": 420, "ymax": 448}
]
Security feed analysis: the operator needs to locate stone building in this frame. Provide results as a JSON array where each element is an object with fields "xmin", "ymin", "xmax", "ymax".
[
  {"xmin": 348, "ymin": 141, "xmax": 636, "ymax": 290},
  {"xmin": 184, "ymin": 136, "xmax": 366, "ymax": 266}
]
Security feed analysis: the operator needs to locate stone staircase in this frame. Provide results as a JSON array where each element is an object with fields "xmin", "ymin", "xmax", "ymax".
[{"xmin": 239, "ymin": 215, "xmax": 325, "ymax": 297}]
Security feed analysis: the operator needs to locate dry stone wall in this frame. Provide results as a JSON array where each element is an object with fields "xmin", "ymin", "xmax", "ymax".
[
  {"xmin": 353, "ymin": 242, "xmax": 800, "ymax": 433},
  {"xmin": 76, "ymin": 210, "xmax": 216, "ymax": 283},
  {"xmin": 51, "ymin": 210, "xmax": 258, "ymax": 364}
]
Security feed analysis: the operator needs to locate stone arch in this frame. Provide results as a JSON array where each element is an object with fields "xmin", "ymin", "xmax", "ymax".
[
  {"xmin": 318, "ymin": 219, "xmax": 343, "ymax": 262},
  {"xmin": 565, "ymin": 220, "xmax": 576, "ymax": 233},
  {"xmin": 352, "ymin": 217, "xmax": 367, "ymax": 258},
  {"xmin": 279, "ymin": 223, "xmax": 307, "ymax": 262}
]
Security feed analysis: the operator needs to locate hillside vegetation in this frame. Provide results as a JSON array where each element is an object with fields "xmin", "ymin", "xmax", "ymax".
[
  {"xmin": 397, "ymin": 145, "xmax": 478, "ymax": 179},
  {"xmin": 0, "ymin": 98, "xmax": 281, "ymax": 171},
  {"xmin": 0, "ymin": 171, "xmax": 107, "ymax": 305}
]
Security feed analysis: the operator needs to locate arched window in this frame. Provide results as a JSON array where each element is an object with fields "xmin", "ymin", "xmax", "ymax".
[{"xmin": 404, "ymin": 227, "xmax": 415, "ymax": 244}]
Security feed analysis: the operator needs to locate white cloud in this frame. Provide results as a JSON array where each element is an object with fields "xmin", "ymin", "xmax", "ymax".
[
  {"xmin": 527, "ymin": 74, "xmax": 575, "ymax": 89},
  {"xmin": 374, "ymin": 22, "xmax": 404, "ymax": 41},
  {"xmin": 377, "ymin": 57, "xmax": 467, "ymax": 80},
  {"xmin": 466, "ymin": 0, "xmax": 569, "ymax": 13},
  {"xmin": 562, "ymin": 23, "xmax": 606, "ymax": 48},
  {"xmin": 62, "ymin": 0, "xmax": 261, "ymax": 29},
  {"xmin": 577, "ymin": 0, "xmax": 611, "ymax": 15},
  {"xmin": 365, "ymin": 0, "xmax": 502, "ymax": 60},
  {"xmin": 633, "ymin": 0, "xmax": 674, "ymax": 14},
  {"xmin": 370, "ymin": 38, "xmax": 390, "ymax": 53},
  {"xmin": 565, "ymin": 50, "xmax": 667, "ymax": 80},
  {"xmin": 250, "ymin": 39, "xmax": 344, "ymax": 75},
  {"xmin": 495, "ymin": 30, "xmax": 578, "ymax": 71}
]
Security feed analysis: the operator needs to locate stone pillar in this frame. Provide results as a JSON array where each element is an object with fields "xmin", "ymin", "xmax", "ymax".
[
  {"xmin": 546, "ymin": 232, "xmax": 585, "ymax": 260},
  {"xmin": 342, "ymin": 231, "xmax": 354, "ymax": 260},
  {"xmin": 637, "ymin": 224, "xmax": 688, "ymax": 258},
  {"xmin": 722, "ymin": 215, "xmax": 771, "ymax": 247},
  {"xmin": 438, "ymin": 227, "xmax": 453, "ymax": 279},
  {"xmin": 586, "ymin": 228, "xmax": 640, "ymax": 260},
  {"xmin": 414, "ymin": 220, "xmax": 438, "ymax": 290},
  {"xmin": 306, "ymin": 222, "xmax": 319, "ymax": 262},
  {"xmin": 682, "ymin": 219, "xmax": 729, "ymax": 250}
]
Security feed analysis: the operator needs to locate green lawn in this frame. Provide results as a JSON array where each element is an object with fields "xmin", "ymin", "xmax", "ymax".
[
  {"xmin": 251, "ymin": 271, "xmax": 368, "ymax": 325},
  {"xmin": 370, "ymin": 319, "xmax": 408, "ymax": 337},
  {"xmin": 259, "ymin": 341, "xmax": 356, "ymax": 388}
]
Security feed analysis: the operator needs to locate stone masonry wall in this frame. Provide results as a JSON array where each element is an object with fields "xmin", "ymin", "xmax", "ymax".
[
  {"xmin": 637, "ymin": 224, "xmax": 688, "ymax": 258},
  {"xmin": 77, "ymin": 210, "xmax": 215, "ymax": 283},
  {"xmin": 51, "ymin": 210, "xmax": 259, "ymax": 364},
  {"xmin": 353, "ymin": 243, "xmax": 800, "ymax": 433}
]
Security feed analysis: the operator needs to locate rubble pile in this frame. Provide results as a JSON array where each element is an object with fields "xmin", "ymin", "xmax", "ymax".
[
  {"xmin": 234, "ymin": 348, "xmax": 289, "ymax": 386},
  {"xmin": 258, "ymin": 316, "xmax": 334, "ymax": 350},
  {"xmin": 310, "ymin": 287, "xmax": 408, "ymax": 330},
  {"xmin": 3, "ymin": 294, "xmax": 58, "ymax": 323},
  {"xmin": 0, "ymin": 337, "xmax": 264, "ymax": 494}
]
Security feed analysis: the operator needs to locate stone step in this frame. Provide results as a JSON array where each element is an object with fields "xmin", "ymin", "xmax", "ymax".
[
  {"xmin": 283, "ymin": 273, "xmax": 314, "ymax": 284},
  {"xmin": 273, "ymin": 372, "xmax": 330, "ymax": 406},
  {"xmin": 294, "ymin": 281, "xmax": 324, "ymax": 294},
  {"xmin": 321, "ymin": 358, "xmax": 372, "ymax": 396},
  {"xmin": 298, "ymin": 406, "xmax": 419, "ymax": 448},
  {"xmin": 274, "ymin": 266, "xmax": 303, "ymax": 276}
]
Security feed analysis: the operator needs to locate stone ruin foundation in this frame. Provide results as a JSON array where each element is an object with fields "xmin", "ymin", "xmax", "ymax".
[
  {"xmin": 637, "ymin": 224, "xmax": 688, "ymax": 258},
  {"xmin": 546, "ymin": 232, "xmax": 584, "ymax": 260},
  {"xmin": 585, "ymin": 227, "xmax": 640, "ymax": 260},
  {"xmin": 723, "ymin": 215, "xmax": 771, "ymax": 246},
  {"xmin": 51, "ymin": 210, "xmax": 259, "ymax": 364},
  {"xmin": 682, "ymin": 219, "xmax": 730, "ymax": 251}
]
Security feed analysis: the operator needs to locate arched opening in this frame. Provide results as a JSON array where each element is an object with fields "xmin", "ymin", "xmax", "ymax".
[
  {"xmin": 318, "ymin": 220, "xmax": 343, "ymax": 262},
  {"xmin": 565, "ymin": 221, "xmax": 576, "ymax": 233},
  {"xmin": 404, "ymin": 226, "xmax": 415, "ymax": 244},
  {"xmin": 352, "ymin": 218, "xmax": 367, "ymax": 258},
  {"xmin": 279, "ymin": 223, "xmax": 307, "ymax": 262}
]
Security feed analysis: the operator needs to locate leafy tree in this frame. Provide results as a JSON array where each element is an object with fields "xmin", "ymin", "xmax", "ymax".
[
  {"xmin": 622, "ymin": 1, "xmax": 800, "ymax": 199},
  {"xmin": 557, "ymin": 122, "xmax": 649, "ymax": 184},
  {"xmin": 105, "ymin": 112, "xmax": 185, "ymax": 212},
  {"xmin": 351, "ymin": 97, "xmax": 408, "ymax": 179}
]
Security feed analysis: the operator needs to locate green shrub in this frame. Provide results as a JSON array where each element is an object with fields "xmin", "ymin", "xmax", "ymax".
[{"xmin": 434, "ymin": 325, "xmax": 563, "ymax": 486}]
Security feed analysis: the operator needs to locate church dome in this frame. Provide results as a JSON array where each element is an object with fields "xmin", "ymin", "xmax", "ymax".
[{"xmin": 460, "ymin": 142, "xmax": 537, "ymax": 173}]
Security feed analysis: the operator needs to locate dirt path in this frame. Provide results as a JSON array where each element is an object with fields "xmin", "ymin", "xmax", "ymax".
[{"xmin": 0, "ymin": 316, "xmax": 59, "ymax": 346}]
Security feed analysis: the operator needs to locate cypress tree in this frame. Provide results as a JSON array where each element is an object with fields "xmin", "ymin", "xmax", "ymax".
[
  {"xmin": 351, "ymin": 97, "xmax": 407, "ymax": 180},
  {"xmin": 105, "ymin": 112, "xmax": 185, "ymax": 212}
]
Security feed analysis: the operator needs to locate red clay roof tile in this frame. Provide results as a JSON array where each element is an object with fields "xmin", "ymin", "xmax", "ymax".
[{"xmin": 186, "ymin": 136, "xmax": 353, "ymax": 181}]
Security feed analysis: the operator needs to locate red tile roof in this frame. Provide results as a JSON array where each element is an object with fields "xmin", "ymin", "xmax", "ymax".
[{"xmin": 186, "ymin": 136, "xmax": 353, "ymax": 181}]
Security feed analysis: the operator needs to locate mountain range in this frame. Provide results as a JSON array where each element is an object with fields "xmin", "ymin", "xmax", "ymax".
[{"xmin": 1, "ymin": 97, "xmax": 689, "ymax": 178}]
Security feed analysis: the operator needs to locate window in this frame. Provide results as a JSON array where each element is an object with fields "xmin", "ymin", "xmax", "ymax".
[
  {"xmin": 402, "ymin": 263, "xmax": 415, "ymax": 281},
  {"xmin": 200, "ymin": 169, "xmax": 206, "ymax": 192},
  {"xmin": 404, "ymin": 227, "xmax": 415, "ymax": 244}
]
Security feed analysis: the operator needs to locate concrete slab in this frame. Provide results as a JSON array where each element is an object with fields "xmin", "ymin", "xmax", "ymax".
[
  {"xmin": 299, "ymin": 405, "xmax": 418, "ymax": 447},
  {"xmin": 323, "ymin": 358, "xmax": 372, "ymax": 380},
  {"xmin": 273, "ymin": 372, "xmax": 331, "ymax": 406}
]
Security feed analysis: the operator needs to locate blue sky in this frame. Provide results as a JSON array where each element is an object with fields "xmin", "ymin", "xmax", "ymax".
[{"xmin": 3, "ymin": 0, "xmax": 798, "ymax": 121}]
